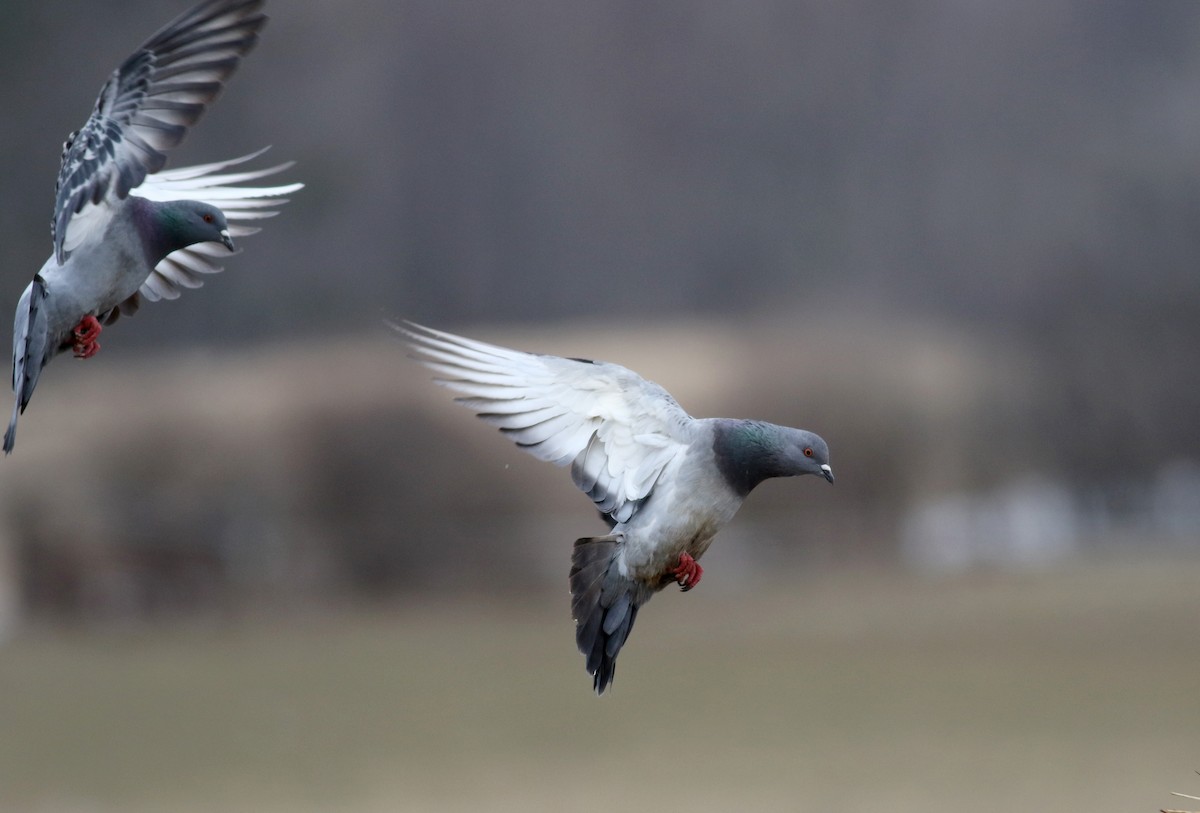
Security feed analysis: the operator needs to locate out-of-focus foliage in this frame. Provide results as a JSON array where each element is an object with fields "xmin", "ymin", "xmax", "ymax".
[
  {"xmin": 0, "ymin": 1, "xmax": 1198, "ymax": 618},
  {"xmin": 3, "ymin": 1, "xmax": 1200, "ymax": 336}
]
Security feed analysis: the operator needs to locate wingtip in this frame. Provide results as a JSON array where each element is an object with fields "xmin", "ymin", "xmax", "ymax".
[
  {"xmin": 395, "ymin": 321, "xmax": 488, "ymax": 370},
  {"xmin": 396, "ymin": 320, "xmax": 482, "ymax": 350},
  {"xmin": 389, "ymin": 320, "xmax": 440, "ymax": 368},
  {"xmin": 236, "ymin": 145, "xmax": 274, "ymax": 163},
  {"xmin": 383, "ymin": 317, "xmax": 410, "ymax": 336},
  {"xmin": 392, "ymin": 318, "xmax": 424, "ymax": 331},
  {"xmin": 387, "ymin": 318, "xmax": 431, "ymax": 344}
]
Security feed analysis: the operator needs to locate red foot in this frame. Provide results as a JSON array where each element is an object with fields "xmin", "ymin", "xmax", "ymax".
[
  {"xmin": 72, "ymin": 315, "xmax": 102, "ymax": 359},
  {"xmin": 671, "ymin": 552, "xmax": 703, "ymax": 592}
]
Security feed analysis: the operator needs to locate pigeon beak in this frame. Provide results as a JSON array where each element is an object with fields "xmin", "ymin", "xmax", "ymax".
[
  {"xmin": 220, "ymin": 230, "xmax": 235, "ymax": 251},
  {"xmin": 820, "ymin": 464, "xmax": 834, "ymax": 483}
]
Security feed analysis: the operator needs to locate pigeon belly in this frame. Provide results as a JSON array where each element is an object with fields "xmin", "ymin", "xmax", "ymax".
[
  {"xmin": 615, "ymin": 472, "xmax": 744, "ymax": 585},
  {"xmin": 36, "ymin": 214, "xmax": 151, "ymax": 347}
]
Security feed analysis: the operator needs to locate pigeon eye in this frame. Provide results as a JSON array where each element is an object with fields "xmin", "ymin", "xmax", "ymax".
[
  {"xmin": 203, "ymin": 213, "xmax": 214, "ymax": 223},
  {"xmin": 803, "ymin": 447, "xmax": 814, "ymax": 457}
]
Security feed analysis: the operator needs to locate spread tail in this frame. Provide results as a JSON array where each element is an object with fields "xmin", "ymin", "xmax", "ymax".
[
  {"xmin": 570, "ymin": 535, "xmax": 651, "ymax": 695},
  {"xmin": 5, "ymin": 276, "xmax": 50, "ymax": 455}
]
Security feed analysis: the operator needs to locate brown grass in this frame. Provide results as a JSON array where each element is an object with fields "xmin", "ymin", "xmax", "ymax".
[{"xmin": 0, "ymin": 556, "xmax": 1196, "ymax": 813}]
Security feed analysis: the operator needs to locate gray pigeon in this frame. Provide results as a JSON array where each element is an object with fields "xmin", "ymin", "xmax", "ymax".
[
  {"xmin": 5, "ymin": 0, "xmax": 302, "ymax": 453},
  {"xmin": 401, "ymin": 322, "xmax": 834, "ymax": 694}
]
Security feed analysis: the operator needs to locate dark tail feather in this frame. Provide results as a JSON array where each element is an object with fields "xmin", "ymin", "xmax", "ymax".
[
  {"xmin": 5, "ymin": 276, "xmax": 50, "ymax": 455},
  {"xmin": 570, "ymin": 535, "xmax": 648, "ymax": 695}
]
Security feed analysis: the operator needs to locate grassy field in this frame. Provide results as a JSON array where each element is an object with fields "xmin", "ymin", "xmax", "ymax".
[{"xmin": 0, "ymin": 556, "xmax": 1197, "ymax": 813}]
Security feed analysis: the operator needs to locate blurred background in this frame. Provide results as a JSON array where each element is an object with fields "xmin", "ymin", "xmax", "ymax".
[{"xmin": 0, "ymin": 1, "xmax": 1198, "ymax": 811}]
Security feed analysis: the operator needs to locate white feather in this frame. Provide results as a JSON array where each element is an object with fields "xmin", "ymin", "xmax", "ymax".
[
  {"xmin": 402, "ymin": 322, "xmax": 698, "ymax": 523},
  {"xmin": 130, "ymin": 151, "xmax": 303, "ymax": 303}
]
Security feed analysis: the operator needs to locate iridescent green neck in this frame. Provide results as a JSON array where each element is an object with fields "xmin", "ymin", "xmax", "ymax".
[{"xmin": 712, "ymin": 420, "xmax": 779, "ymax": 496}]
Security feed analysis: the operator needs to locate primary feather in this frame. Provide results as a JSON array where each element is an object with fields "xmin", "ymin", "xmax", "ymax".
[
  {"xmin": 5, "ymin": 0, "xmax": 300, "ymax": 454},
  {"xmin": 402, "ymin": 321, "xmax": 697, "ymax": 525},
  {"xmin": 401, "ymin": 321, "xmax": 834, "ymax": 694},
  {"xmin": 131, "ymin": 150, "xmax": 301, "ymax": 305},
  {"xmin": 53, "ymin": 0, "xmax": 268, "ymax": 264}
]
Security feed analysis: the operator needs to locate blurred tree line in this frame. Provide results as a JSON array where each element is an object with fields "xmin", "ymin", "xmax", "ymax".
[
  {"xmin": 3, "ymin": 2, "xmax": 1199, "ymax": 338},
  {"xmin": 0, "ymin": 1, "xmax": 1198, "ymax": 620}
]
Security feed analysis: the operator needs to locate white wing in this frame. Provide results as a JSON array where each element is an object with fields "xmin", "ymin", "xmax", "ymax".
[
  {"xmin": 53, "ymin": 0, "xmax": 267, "ymax": 263},
  {"xmin": 125, "ymin": 149, "xmax": 302, "ymax": 305},
  {"xmin": 402, "ymin": 322, "xmax": 699, "ymax": 524}
]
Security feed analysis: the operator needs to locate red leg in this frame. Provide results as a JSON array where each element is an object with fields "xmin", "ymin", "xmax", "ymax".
[
  {"xmin": 72, "ymin": 315, "xmax": 102, "ymax": 359},
  {"xmin": 670, "ymin": 552, "xmax": 703, "ymax": 592}
]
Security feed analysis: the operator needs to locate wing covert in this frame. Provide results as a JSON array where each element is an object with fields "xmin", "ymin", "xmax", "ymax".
[
  {"xmin": 402, "ymin": 322, "xmax": 698, "ymax": 524},
  {"xmin": 52, "ymin": 0, "xmax": 267, "ymax": 263}
]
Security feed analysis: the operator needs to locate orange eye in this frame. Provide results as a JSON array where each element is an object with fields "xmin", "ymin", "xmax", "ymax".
[
  {"xmin": 203, "ymin": 213, "xmax": 214, "ymax": 223},
  {"xmin": 803, "ymin": 447, "xmax": 814, "ymax": 457}
]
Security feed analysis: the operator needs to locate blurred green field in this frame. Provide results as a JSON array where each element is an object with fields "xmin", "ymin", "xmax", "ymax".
[{"xmin": 0, "ymin": 556, "xmax": 1197, "ymax": 813}]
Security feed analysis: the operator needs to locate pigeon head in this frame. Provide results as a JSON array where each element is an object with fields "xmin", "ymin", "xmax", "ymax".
[
  {"xmin": 153, "ymin": 200, "xmax": 235, "ymax": 255},
  {"xmin": 776, "ymin": 427, "xmax": 834, "ymax": 483},
  {"xmin": 713, "ymin": 420, "xmax": 834, "ymax": 496}
]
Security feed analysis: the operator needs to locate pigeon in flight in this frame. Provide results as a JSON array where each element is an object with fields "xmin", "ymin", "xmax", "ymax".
[
  {"xmin": 401, "ymin": 322, "xmax": 834, "ymax": 694},
  {"xmin": 5, "ymin": 0, "xmax": 302, "ymax": 453}
]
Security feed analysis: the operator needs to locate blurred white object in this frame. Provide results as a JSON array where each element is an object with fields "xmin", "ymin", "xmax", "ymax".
[{"xmin": 901, "ymin": 475, "xmax": 1079, "ymax": 573}]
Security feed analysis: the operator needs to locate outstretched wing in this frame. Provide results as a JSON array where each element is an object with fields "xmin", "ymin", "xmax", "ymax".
[
  {"xmin": 52, "ymin": 0, "xmax": 266, "ymax": 263},
  {"xmin": 402, "ymin": 322, "xmax": 699, "ymax": 524},
  {"xmin": 123, "ymin": 149, "xmax": 302, "ymax": 306}
]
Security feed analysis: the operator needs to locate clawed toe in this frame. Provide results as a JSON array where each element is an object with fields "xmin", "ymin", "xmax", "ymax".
[
  {"xmin": 670, "ymin": 552, "xmax": 703, "ymax": 592},
  {"xmin": 73, "ymin": 340, "xmax": 100, "ymax": 359},
  {"xmin": 72, "ymin": 315, "xmax": 102, "ymax": 359}
]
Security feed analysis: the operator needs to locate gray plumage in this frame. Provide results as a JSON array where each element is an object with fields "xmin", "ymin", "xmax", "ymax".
[
  {"xmin": 52, "ymin": 0, "xmax": 265, "ymax": 264},
  {"xmin": 5, "ymin": 0, "xmax": 302, "ymax": 454},
  {"xmin": 401, "ymin": 322, "xmax": 834, "ymax": 694}
]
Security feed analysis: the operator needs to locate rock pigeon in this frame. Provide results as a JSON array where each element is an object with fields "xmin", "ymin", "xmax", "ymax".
[
  {"xmin": 400, "ymin": 322, "xmax": 834, "ymax": 694},
  {"xmin": 4, "ymin": 0, "xmax": 302, "ymax": 454}
]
